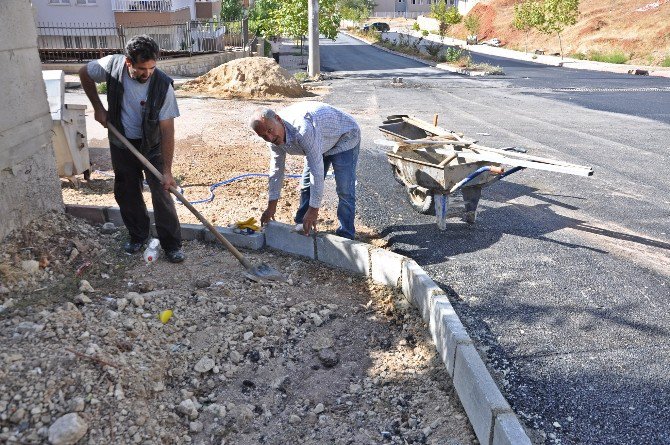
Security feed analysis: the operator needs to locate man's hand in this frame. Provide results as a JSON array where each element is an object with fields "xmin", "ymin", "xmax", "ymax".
[
  {"xmin": 261, "ymin": 200, "xmax": 278, "ymax": 226},
  {"xmin": 94, "ymin": 107, "xmax": 108, "ymax": 128},
  {"xmin": 162, "ymin": 171, "xmax": 177, "ymax": 191},
  {"xmin": 302, "ymin": 207, "xmax": 319, "ymax": 236}
]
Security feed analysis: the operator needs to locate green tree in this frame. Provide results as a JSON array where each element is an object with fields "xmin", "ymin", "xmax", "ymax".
[
  {"xmin": 338, "ymin": 0, "xmax": 376, "ymax": 25},
  {"xmin": 463, "ymin": 13, "xmax": 480, "ymax": 37},
  {"xmin": 274, "ymin": 0, "xmax": 341, "ymax": 41},
  {"xmin": 537, "ymin": 0, "xmax": 579, "ymax": 58},
  {"xmin": 249, "ymin": 0, "xmax": 281, "ymax": 37},
  {"xmin": 430, "ymin": 1, "xmax": 462, "ymax": 42},
  {"xmin": 513, "ymin": 0, "xmax": 543, "ymax": 53},
  {"xmin": 221, "ymin": 0, "xmax": 243, "ymax": 21}
]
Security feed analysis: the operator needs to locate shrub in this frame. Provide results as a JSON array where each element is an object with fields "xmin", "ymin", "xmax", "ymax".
[
  {"xmin": 588, "ymin": 51, "xmax": 629, "ymax": 64},
  {"xmin": 425, "ymin": 41, "xmax": 442, "ymax": 59},
  {"xmin": 422, "ymin": 30, "xmax": 429, "ymax": 36},
  {"xmin": 294, "ymin": 72, "xmax": 308, "ymax": 82},
  {"xmin": 96, "ymin": 82, "xmax": 107, "ymax": 94},
  {"xmin": 662, "ymin": 55, "xmax": 670, "ymax": 67},
  {"xmin": 412, "ymin": 22, "xmax": 420, "ymax": 31},
  {"xmin": 443, "ymin": 46, "xmax": 464, "ymax": 62},
  {"xmin": 571, "ymin": 52, "xmax": 587, "ymax": 60}
]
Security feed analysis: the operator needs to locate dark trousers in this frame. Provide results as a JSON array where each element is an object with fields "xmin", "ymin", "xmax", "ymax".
[
  {"xmin": 272, "ymin": 52, "xmax": 280, "ymax": 63},
  {"xmin": 110, "ymin": 140, "xmax": 181, "ymax": 251}
]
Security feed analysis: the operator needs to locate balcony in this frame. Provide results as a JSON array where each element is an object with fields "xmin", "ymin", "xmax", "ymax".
[{"xmin": 113, "ymin": 0, "xmax": 194, "ymax": 25}]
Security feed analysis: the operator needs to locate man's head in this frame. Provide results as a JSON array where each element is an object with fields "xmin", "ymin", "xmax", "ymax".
[
  {"xmin": 249, "ymin": 107, "xmax": 286, "ymax": 145},
  {"xmin": 124, "ymin": 35, "xmax": 160, "ymax": 84}
]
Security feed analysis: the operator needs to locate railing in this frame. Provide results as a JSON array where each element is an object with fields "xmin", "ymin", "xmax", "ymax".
[
  {"xmin": 112, "ymin": 0, "xmax": 193, "ymax": 13},
  {"xmin": 37, "ymin": 19, "xmax": 245, "ymax": 63},
  {"xmin": 371, "ymin": 11, "xmax": 422, "ymax": 19}
]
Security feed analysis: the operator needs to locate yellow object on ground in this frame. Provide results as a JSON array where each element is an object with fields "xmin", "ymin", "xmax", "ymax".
[
  {"xmin": 159, "ymin": 310, "xmax": 173, "ymax": 324},
  {"xmin": 235, "ymin": 217, "xmax": 260, "ymax": 231}
]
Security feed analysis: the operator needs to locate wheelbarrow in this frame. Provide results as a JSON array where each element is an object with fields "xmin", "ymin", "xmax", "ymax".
[{"xmin": 376, "ymin": 115, "xmax": 594, "ymax": 230}]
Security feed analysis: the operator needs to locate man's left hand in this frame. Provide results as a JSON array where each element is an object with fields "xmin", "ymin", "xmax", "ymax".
[
  {"xmin": 302, "ymin": 207, "xmax": 319, "ymax": 236},
  {"xmin": 162, "ymin": 171, "xmax": 177, "ymax": 191}
]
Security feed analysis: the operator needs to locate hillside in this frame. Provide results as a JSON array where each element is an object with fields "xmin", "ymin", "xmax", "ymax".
[{"xmin": 450, "ymin": 0, "xmax": 670, "ymax": 65}]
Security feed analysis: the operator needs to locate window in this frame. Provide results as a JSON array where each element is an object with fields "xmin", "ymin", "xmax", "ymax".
[
  {"xmin": 76, "ymin": 0, "xmax": 97, "ymax": 5},
  {"xmin": 49, "ymin": 0, "xmax": 70, "ymax": 4}
]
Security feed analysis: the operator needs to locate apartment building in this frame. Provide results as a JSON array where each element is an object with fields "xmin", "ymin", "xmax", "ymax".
[{"xmin": 373, "ymin": 0, "xmax": 477, "ymax": 16}]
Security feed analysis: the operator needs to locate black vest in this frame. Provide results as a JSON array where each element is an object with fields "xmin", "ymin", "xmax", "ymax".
[{"xmin": 106, "ymin": 54, "xmax": 173, "ymax": 154}]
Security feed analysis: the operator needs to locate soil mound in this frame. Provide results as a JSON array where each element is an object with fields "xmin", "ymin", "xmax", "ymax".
[{"xmin": 180, "ymin": 57, "xmax": 308, "ymax": 98}]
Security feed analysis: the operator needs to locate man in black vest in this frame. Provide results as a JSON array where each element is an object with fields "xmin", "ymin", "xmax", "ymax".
[{"xmin": 79, "ymin": 35, "xmax": 185, "ymax": 263}]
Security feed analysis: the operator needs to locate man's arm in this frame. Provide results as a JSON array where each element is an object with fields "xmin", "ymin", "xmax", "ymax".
[
  {"xmin": 159, "ymin": 118, "xmax": 177, "ymax": 191},
  {"xmin": 261, "ymin": 146, "xmax": 286, "ymax": 226},
  {"xmin": 78, "ymin": 65, "xmax": 108, "ymax": 128}
]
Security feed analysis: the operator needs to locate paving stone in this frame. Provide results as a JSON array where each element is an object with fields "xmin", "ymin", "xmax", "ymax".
[
  {"xmin": 370, "ymin": 248, "xmax": 405, "ymax": 287},
  {"xmin": 180, "ymin": 224, "xmax": 205, "ymax": 241},
  {"xmin": 431, "ymin": 298, "xmax": 473, "ymax": 376},
  {"xmin": 453, "ymin": 345, "xmax": 512, "ymax": 445},
  {"xmin": 65, "ymin": 205, "xmax": 105, "ymax": 224},
  {"xmin": 315, "ymin": 234, "xmax": 369, "ymax": 275},
  {"xmin": 265, "ymin": 221, "xmax": 314, "ymax": 258},
  {"xmin": 493, "ymin": 413, "xmax": 532, "ymax": 445},
  {"xmin": 203, "ymin": 226, "xmax": 264, "ymax": 250}
]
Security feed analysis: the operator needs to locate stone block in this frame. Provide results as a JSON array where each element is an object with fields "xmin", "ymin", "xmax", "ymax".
[
  {"xmin": 370, "ymin": 248, "xmax": 405, "ymax": 287},
  {"xmin": 104, "ymin": 207, "xmax": 124, "ymax": 227},
  {"xmin": 315, "ymin": 234, "xmax": 370, "ymax": 275},
  {"xmin": 454, "ymin": 345, "xmax": 512, "ymax": 445},
  {"xmin": 431, "ymin": 299, "xmax": 473, "ymax": 376},
  {"xmin": 401, "ymin": 260, "xmax": 444, "ymax": 322},
  {"xmin": 265, "ymin": 221, "xmax": 314, "ymax": 258},
  {"xmin": 65, "ymin": 205, "xmax": 106, "ymax": 224},
  {"xmin": 493, "ymin": 413, "xmax": 532, "ymax": 445},
  {"xmin": 180, "ymin": 224, "xmax": 205, "ymax": 242},
  {"xmin": 203, "ymin": 226, "xmax": 265, "ymax": 250}
]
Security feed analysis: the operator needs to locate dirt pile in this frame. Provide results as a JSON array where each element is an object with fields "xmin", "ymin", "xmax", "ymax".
[
  {"xmin": 179, "ymin": 57, "xmax": 308, "ymax": 99},
  {"xmin": 0, "ymin": 212, "xmax": 474, "ymax": 444}
]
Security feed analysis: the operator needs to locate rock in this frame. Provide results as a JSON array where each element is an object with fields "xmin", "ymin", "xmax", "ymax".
[
  {"xmin": 16, "ymin": 321, "xmax": 45, "ymax": 334},
  {"xmin": 243, "ymin": 331, "xmax": 253, "ymax": 341},
  {"xmin": 229, "ymin": 350, "xmax": 242, "ymax": 364},
  {"xmin": 318, "ymin": 348, "xmax": 339, "ymax": 368},
  {"xmin": 0, "ymin": 285, "xmax": 10, "ymax": 294},
  {"xmin": 177, "ymin": 399, "xmax": 199, "ymax": 420},
  {"xmin": 194, "ymin": 356, "xmax": 215, "ymax": 373},
  {"xmin": 348, "ymin": 383, "xmax": 362, "ymax": 394},
  {"xmin": 271, "ymin": 375, "xmax": 290, "ymax": 392},
  {"xmin": 189, "ymin": 421, "xmax": 204, "ymax": 433},
  {"xmin": 153, "ymin": 382, "xmax": 165, "ymax": 392},
  {"xmin": 9, "ymin": 407, "xmax": 26, "ymax": 423},
  {"xmin": 21, "ymin": 260, "xmax": 40, "ymax": 273},
  {"xmin": 313, "ymin": 403, "xmax": 325, "ymax": 414},
  {"xmin": 130, "ymin": 293, "xmax": 144, "ymax": 308},
  {"xmin": 311, "ymin": 335, "xmax": 334, "ymax": 351},
  {"xmin": 100, "ymin": 222, "xmax": 116, "ymax": 234},
  {"xmin": 79, "ymin": 280, "xmax": 94, "ymax": 293},
  {"xmin": 310, "ymin": 314, "xmax": 324, "ymax": 327},
  {"xmin": 205, "ymin": 404, "xmax": 227, "ymax": 418},
  {"xmin": 68, "ymin": 398, "xmax": 85, "ymax": 412},
  {"xmin": 48, "ymin": 413, "xmax": 88, "ymax": 445},
  {"xmin": 116, "ymin": 298, "xmax": 128, "ymax": 311},
  {"xmin": 68, "ymin": 248, "xmax": 79, "ymax": 262},
  {"xmin": 74, "ymin": 293, "xmax": 91, "ymax": 304},
  {"xmin": 289, "ymin": 414, "xmax": 301, "ymax": 424},
  {"xmin": 194, "ymin": 278, "xmax": 211, "ymax": 289}
]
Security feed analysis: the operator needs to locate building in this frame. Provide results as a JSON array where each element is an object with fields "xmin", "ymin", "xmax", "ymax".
[{"xmin": 373, "ymin": 0, "xmax": 478, "ymax": 17}]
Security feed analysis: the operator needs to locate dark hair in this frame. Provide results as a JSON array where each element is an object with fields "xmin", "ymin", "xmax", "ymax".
[{"xmin": 125, "ymin": 35, "xmax": 160, "ymax": 64}]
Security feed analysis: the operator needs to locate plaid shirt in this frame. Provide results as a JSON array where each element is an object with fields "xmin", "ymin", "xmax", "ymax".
[{"xmin": 267, "ymin": 102, "xmax": 361, "ymax": 208}]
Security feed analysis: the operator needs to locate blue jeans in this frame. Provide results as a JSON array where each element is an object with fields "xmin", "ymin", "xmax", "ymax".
[{"xmin": 294, "ymin": 144, "xmax": 359, "ymax": 239}]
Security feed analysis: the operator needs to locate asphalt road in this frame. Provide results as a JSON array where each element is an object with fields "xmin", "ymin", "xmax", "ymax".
[{"xmin": 320, "ymin": 33, "xmax": 670, "ymax": 444}]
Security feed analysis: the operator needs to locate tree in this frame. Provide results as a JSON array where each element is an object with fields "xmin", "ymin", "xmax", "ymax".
[
  {"xmin": 249, "ymin": 0, "xmax": 281, "ymax": 37},
  {"xmin": 513, "ymin": 0, "xmax": 542, "ymax": 53},
  {"xmin": 538, "ymin": 0, "xmax": 579, "ymax": 58},
  {"xmin": 221, "ymin": 0, "xmax": 243, "ymax": 21},
  {"xmin": 463, "ymin": 13, "xmax": 480, "ymax": 37},
  {"xmin": 274, "ymin": 0, "xmax": 341, "ymax": 41},
  {"xmin": 338, "ymin": 0, "xmax": 376, "ymax": 25},
  {"xmin": 430, "ymin": 1, "xmax": 462, "ymax": 42}
]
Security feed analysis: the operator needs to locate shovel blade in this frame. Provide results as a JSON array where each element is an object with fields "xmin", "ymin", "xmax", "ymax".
[{"xmin": 245, "ymin": 263, "xmax": 286, "ymax": 282}]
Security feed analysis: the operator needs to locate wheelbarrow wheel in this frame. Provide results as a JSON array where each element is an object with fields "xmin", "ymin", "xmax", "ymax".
[
  {"xmin": 406, "ymin": 187, "xmax": 435, "ymax": 215},
  {"xmin": 390, "ymin": 165, "xmax": 405, "ymax": 185}
]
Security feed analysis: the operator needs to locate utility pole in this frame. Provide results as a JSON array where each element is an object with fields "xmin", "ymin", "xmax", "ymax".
[{"xmin": 308, "ymin": 0, "xmax": 320, "ymax": 77}]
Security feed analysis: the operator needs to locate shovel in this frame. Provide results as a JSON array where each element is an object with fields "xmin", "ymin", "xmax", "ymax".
[{"xmin": 107, "ymin": 124, "xmax": 286, "ymax": 282}]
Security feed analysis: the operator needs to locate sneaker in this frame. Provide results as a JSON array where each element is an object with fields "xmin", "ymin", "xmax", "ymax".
[
  {"xmin": 165, "ymin": 249, "xmax": 186, "ymax": 263},
  {"xmin": 123, "ymin": 240, "xmax": 145, "ymax": 254}
]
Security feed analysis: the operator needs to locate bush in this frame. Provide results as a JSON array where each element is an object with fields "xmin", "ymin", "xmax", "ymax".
[
  {"xmin": 571, "ymin": 52, "xmax": 587, "ymax": 60},
  {"xmin": 96, "ymin": 82, "xmax": 107, "ymax": 94},
  {"xmin": 294, "ymin": 72, "xmax": 308, "ymax": 82},
  {"xmin": 412, "ymin": 22, "xmax": 420, "ymax": 31},
  {"xmin": 588, "ymin": 51, "xmax": 629, "ymax": 64},
  {"xmin": 443, "ymin": 46, "xmax": 464, "ymax": 62},
  {"xmin": 425, "ymin": 41, "xmax": 442, "ymax": 59},
  {"xmin": 422, "ymin": 30, "xmax": 429, "ymax": 36},
  {"xmin": 662, "ymin": 55, "xmax": 670, "ymax": 67}
]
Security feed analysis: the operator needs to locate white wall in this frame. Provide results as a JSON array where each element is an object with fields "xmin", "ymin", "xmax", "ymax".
[
  {"xmin": 1, "ymin": 0, "xmax": 64, "ymax": 240},
  {"xmin": 32, "ymin": 0, "xmax": 116, "ymax": 24}
]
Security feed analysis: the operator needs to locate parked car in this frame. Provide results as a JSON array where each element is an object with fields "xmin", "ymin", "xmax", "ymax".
[
  {"xmin": 363, "ymin": 22, "xmax": 390, "ymax": 32},
  {"xmin": 482, "ymin": 38, "xmax": 502, "ymax": 47}
]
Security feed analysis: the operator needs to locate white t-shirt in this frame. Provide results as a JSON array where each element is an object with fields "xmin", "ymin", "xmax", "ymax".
[{"xmin": 87, "ymin": 55, "xmax": 180, "ymax": 139}]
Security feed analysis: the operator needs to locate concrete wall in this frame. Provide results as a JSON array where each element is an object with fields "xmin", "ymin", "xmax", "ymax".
[
  {"xmin": 0, "ymin": 0, "xmax": 64, "ymax": 240},
  {"xmin": 114, "ymin": 8, "xmax": 192, "ymax": 26},
  {"xmin": 32, "ymin": 0, "xmax": 116, "ymax": 24},
  {"xmin": 155, "ymin": 49, "xmax": 250, "ymax": 76}
]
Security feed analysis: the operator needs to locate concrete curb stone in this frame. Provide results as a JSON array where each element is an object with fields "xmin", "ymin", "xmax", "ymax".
[
  {"xmin": 203, "ymin": 226, "xmax": 264, "ymax": 250},
  {"xmin": 370, "ymin": 248, "xmax": 405, "ymax": 286},
  {"xmin": 65, "ymin": 205, "xmax": 106, "ymax": 224},
  {"xmin": 454, "ymin": 345, "xmax": 513, "ymax": 445},
  {"xmin": 265, "ymin": 221, "xmax": 315, "ymax": 259},
  {"xmin": 315, "ymin": 234, "xmax": 370, "ymax": 275},
  {"xmin": 431, "ymin": 298, "xmax": 473, "ymax": 376},
  {"xmin": 493, "ymin": 413, "xmax": 533, "ymax": 445}
]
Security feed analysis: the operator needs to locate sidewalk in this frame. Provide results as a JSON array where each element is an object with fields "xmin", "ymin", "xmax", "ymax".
[{"xmin": 275, "ymin": 37, "xmax": 309, "ymax": 76}]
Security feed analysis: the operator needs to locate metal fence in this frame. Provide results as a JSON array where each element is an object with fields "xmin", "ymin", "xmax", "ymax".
[
  {"xmin": 371, "ymin": 11, "xmax": 422, "ymax": 19},
  {"xmin": 37, "ymin": 19, "xmax": 245, "ymax": 63}
]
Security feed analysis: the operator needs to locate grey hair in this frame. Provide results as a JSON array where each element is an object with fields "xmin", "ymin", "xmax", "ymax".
[{"xmin": 249, "ymin": 107, "xmax": 278, "ymax": 132}]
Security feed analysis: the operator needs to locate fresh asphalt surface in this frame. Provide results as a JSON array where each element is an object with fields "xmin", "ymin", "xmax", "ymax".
[{"xmin": 319, "ymin": 33, "xmax": 670, "ymax": 444}]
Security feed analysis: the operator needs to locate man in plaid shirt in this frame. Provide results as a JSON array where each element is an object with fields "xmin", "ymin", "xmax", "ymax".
[{"xmin": 249, "ymin": 102, "xmax": 361, "ymax": 239}]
